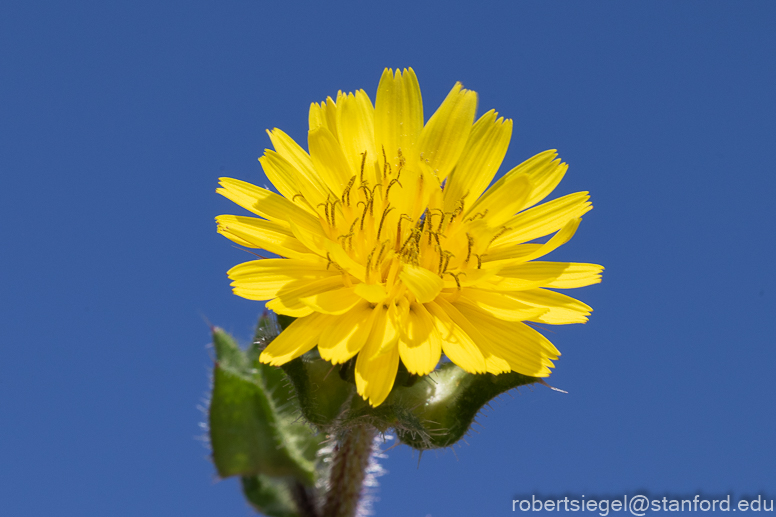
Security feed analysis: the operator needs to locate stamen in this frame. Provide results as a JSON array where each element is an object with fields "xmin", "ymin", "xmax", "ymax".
[
  {"xmin": 376, "ymin": 205, "xmax": 395, "ymax": 241},
  {"xmin": 465, "ymin": 209, "xmax": 489, "ymax": 222},
  {"xmin": 451, "ymin": 203, "xmax": 464, "ymax": 221},
  {"xmin": 376, "ymin": 240, "xmax": 390, "ymax": 268},
  {"xmin": 438, "ymin": 250, "xmax": 454, "ymax": 275},
  {"xmin": 337, "ymin": 232, "xmax": 353, "ymax": 250},
  {"xmin": 436, "ymin": 212, "xmax": 449, "ymax": 233},
  {"xmin": 444, "ymin": 271, "xmax": 466, "ymax": 290},
  {"xmin": 396, "ymin": 214, "xmax": 413, "ymax": 251},
  {"xmin": 326, "ymin": 252, "xmax": 342, "ymax": 271},
  {"xmin": 329, "ymin": 198, "xmax": 341, "ymax": 227},
  {"xmin": 381, "ymin": 146, "xmax": 388, "ymax": 180},
  {"xmin": 385, "ymin": 178, "xmax": 402, "ymax": 200},
  {"xmin": 365, "ymin": 248, "xmax": 375, "ymax": 282},
  {"xmin": 465, "ymin": 233, "xmax": 474, "ymax": 265},
  {"xmin": 357, "ymin": 200, "xmax": 369, "ymax": 230},
  {"xmin": 489, "ymin": 226, "xmax": 511, "ymax": 245},
  {"xmin": 395, "ymin": 148, "xmax": 405, "ymax": 181},
  {"xmin": 358, "ymin": 183, "xmax": 376, "ymax": 217},
  {"xmin": 358, "ymin": 182, "xmax": 372, "ymax": 201},
  {"xmin": 341, "ymin": 176, "xmax": 356, "ymax": 206},
  {"xmin": 349, "ymin": 217, "xmax": 360, "ymax": 234},
  {"xmin": 359, "ymin": 151, "xmax": 367, "ymax": 184},
  {"xmin": 317, "ymin": 201, "xmax": 331, "ymax": 227},
  {"xmin": 400, "ymin": 228, "xmax": 422, "ymax": 255}
]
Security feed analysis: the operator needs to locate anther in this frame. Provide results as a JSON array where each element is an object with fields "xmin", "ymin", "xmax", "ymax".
[
  {"xmin": 326, "ymin": 252, "xmax": 339, "ymax": 271},
  {"xmin": 357, "ymin": 200, "xmax": 369, "ymax": 230},
  {"xmin": 376, "ymin": 205, "xmax": 395, "ymax": 241},
  {"xmin": 489, "ymin": 226, "xmax": 511, "ymax": 245},
  {"xmin": 365, "ymin": 249, "xmax": 375, "ymax": 282},
  {"xmin": 376, "ymin": 240, "xmax": 390, "ymax": 267},
  {"xmin": 395, "ymin": 149, "xmax": 405, "ymax": 181},
  {"xmin": 317, "ymin": 201, "xmax": 331, "ymax": 226},
  {"xmin": 359, "ymin": 151, "xmax": 367, "ymax": 184},
  {"xmin": 396, "ymin": 214, "xmax": 413, "ymax": 250},
  {"xmin": 329, "ymin": 198, "xmax": 341, "ymax": 227},
  {"xmin": 382, "ymin": 146, "xmax": 388, "ymax": 180},
  {"xmin": 341, "ymin": 176, "xmax": 356, "ymax": 206},
  {"xmin": 445, "ymin": 271, "xmax": 466, "ymax": 290},
  {"xmin": 385, "ymin": 178, "xmax": 402, "ymax": 199},
  {"xmin": 438, "ymin": 250, "xmax": 454, "ymax": 275},
  {"xmin": 465, "ymin": 233, "xmax": 474, "ymax": 265},
  {"xmin": 465, "ymin": 209, "xmax": 489, "ymax": 222}
]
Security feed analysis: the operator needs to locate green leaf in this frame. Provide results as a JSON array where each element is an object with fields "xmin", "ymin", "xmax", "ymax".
[
  {"xmin": 241, "ymin": 475, "xmax": 301, "ymax": 517},
  {"xmin": 209, "ymin": 327, "xmax": 321, "ymax": 485},
  {"xmin": 212, "ymin": 325, "xmax": 247, "ymax": 370}
]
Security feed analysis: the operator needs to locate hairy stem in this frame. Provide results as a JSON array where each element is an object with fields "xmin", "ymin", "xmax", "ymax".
[{"xmin": 322, "ymin": 424, "xmax": 377, "ymax": 517}]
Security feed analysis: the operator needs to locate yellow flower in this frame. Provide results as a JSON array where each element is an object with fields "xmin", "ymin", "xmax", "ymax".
[{"xmin": 216, "ymin": 68, "xmax": 602, "ymax": 407}]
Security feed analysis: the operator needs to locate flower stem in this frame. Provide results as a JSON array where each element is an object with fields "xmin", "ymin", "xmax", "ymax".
[{"xmin": 322, "ymin": 424, "xmax": 377, "ymax": 517}]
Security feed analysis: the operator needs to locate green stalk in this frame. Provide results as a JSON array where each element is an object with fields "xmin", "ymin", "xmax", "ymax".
[{"xmin": 322, "ymin": 425, "xmax": 377, "ymax": 517}]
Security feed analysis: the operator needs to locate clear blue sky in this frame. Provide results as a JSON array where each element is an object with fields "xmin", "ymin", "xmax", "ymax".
[{"xmin": 2, "ymin": 1, "xmax": 774, "ymax": 516}]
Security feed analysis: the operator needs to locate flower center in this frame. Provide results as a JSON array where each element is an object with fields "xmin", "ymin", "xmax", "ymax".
[{"xmin": 312, "ymin": 149, "xmax": 486, "ymax": 297}]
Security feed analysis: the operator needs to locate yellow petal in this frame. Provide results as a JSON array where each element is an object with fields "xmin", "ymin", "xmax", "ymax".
[
  {"xmin": 374, "ymin": 68, "xmax": 424, "ymax": 170},
  {"xmin": 217, "ymin": 177, "xmax": 323, "ymax": 233},
  {"xmin": 398, "ymin": 299, "xmax": 441, "ymax": 375},
  {"xmin": 364, "ymin": 303, "xmax": 400, "ymax": 360},
  {"xmin": 215, "ymin": 215, "xmax": 313, "ymax": 259},
  {"xmin": 467, "ymin": 150, "xmax": 567, "ymax": 224},
  {"xmin": 443, "ymin": 110, "xmax": 512, "ymax": 212},
  {"xmin": 259, "ymin": 313, "xmax": 331, "ymax": 366},
  {"xmin": 259, "ymin": 150, "xmax": 329, "ymax": 209},
  {"xmin": 483, "ymin": 217, "xmax": 581, "ymax": 265},
  {"xmin": 308, "ymin": 126, "xmax": 353, "ymax": 194},
  {"xmin": 288, "ymin": 219, "xmax": 328, "ymax": 257},
  {"xmin": 417, "ymin": 82, "xmax": 477, "ymax": 181},
  {"xmin": 454, "ymin": 302, "xmax": 557, "ymax": 376},
  {"xmin": 267, "ymin": 129, "xmax": 314, "ymax": 174},
  {"xmin": 433, "ymin": 297, "xmax": 511, "ymax": 374},
  {"xmin": 308, "ymin": 95, "xmax": 341, "ymax": 134},
  {"xmin": 227, "ymin": 258, "xmax": 334, "ymax": 301},
  {"xmin": 523, "ymin": 151, "xmax": 569, "ymax": 209},
  {"xmin": 465, "ymin": 174, "xmax": 532, "ymax": 228},
  {"xmin": 508, "ymin": 288, "xmax": 593, "ymax": 324},
  {"xmin": 336, "ymin": 90, "xmax": 379, "ymax": 185},
  {"xmin": 355, "ymin": 309, "xmax": 401, "ymax": 407},
  {"xmin": 399, "ymin": 264, "xmax": 444, "ymax": 303},
  {"xmin": 457, "ymin": 288, "xmax": 548, "ymax": 321},
  {"xmin": 318, "ymin": 302, "xmax": 375, "ymax": 364},
  {"xmin": 425, "ymin": 300, "xmax": 487, "ymax": 374},
  {"xmin": 324, "ymin": 240, "xmax": 366, "ymax": 281},
  {"xmin": 268, "ymin": 276, "xmax": 345, "ymax": 317},
  {"xmin": 491, "ymin": 192, "xmax": 592, "ymax": 247},
  {"xmin": 354, "ymin": 282, "xmax": 388, "ymax": 304},
  {"xmin": 498, "ymin": 262, "xmax": 604, "ymax": 289},
  {"xmin": 300, "ymin": 287, "xmax": 364, "ymax": 315},
  {"xmin": 265, "ymin": 297, "xmax": 314, "ymax": 318}
]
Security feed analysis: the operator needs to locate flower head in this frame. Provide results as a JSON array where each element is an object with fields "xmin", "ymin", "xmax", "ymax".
[{"xmin": 217, "ymin": 68, "xmax": 602, "ymax": 406}]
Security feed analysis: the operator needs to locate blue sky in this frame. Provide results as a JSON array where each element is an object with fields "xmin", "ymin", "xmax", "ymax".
[{"xmin": 1, "ymin": 1, "xmax": 774, "ymax": 516}]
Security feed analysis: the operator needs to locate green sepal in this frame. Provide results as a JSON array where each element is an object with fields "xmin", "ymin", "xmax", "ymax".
[
  {"xmin": 241, "ymin": 475, "xmax": 301, "ymax": 517},
  {"xmin": 208, "ymin": 326, "xmax": 321, "ymax": 485},
  {"xmin": 280, "ymin": 349, "xmax": 538, "ymax": 449},
  {"xmin": 390, "ymin": 363, "xmax": 537, "ymax": 448}
]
